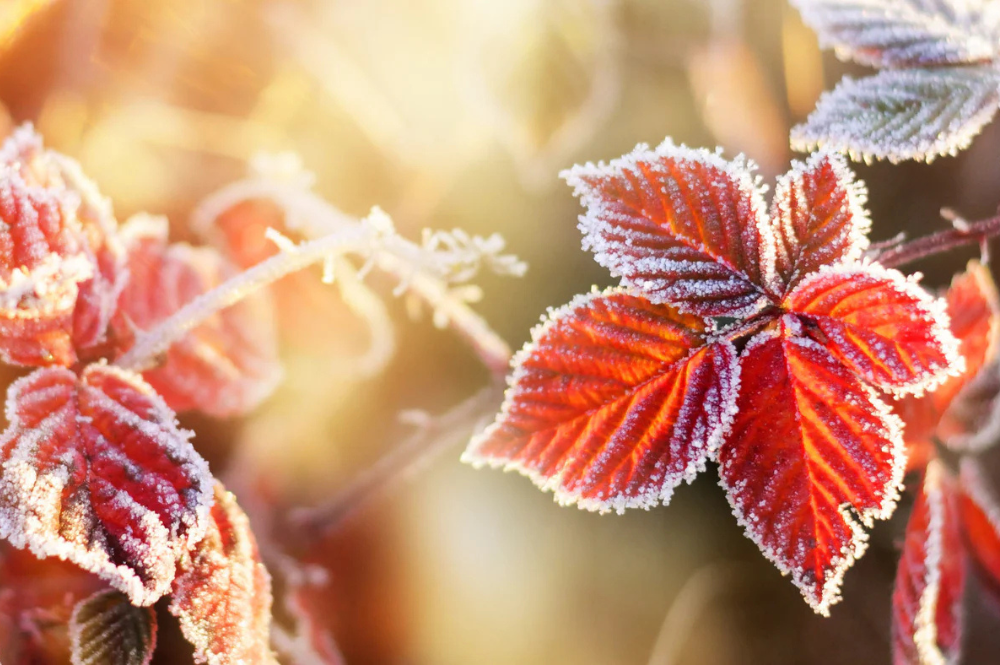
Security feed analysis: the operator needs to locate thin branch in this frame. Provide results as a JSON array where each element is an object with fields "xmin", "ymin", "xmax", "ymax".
[
  {"xmin": 873, "ymin": 211, "xmax": 1000, "ymax": 269},
  {"xmin": 115, "ymin": 226, "xmax": 372, "ymax": 371},
  {"xmin": 289, "ymin": 384, "xmax": 504, "ymax": 539},
  {"xmin": 191, "ymin": 171, "xmax": 518, "ymax": 378}
]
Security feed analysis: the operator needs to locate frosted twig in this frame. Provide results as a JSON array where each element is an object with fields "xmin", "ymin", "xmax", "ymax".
[
  {"xmin": 290, "ymin": 384, "xmax": 503, "ymax": 538},
  {"xmin": 115, "ymin": 225, "xmax": 372, "ymax": 371},
  {"xmin": 873, "ymin": 211, "xmax": 1000, "ymax": 269},
  {"xmin": 191, "ymin": 164, "xmax": 521, "ymax": 377}
]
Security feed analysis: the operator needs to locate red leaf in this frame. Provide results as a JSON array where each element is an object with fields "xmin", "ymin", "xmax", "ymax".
[
  {"xmin": 0, "ymin": 364, "xmax": 214, "ymax": 606},
  {"xmin": 718, "ymin": 317, "xmax": 905, "ymax": 614},
  {"xmin": 169, "ymin": 483, "xmax": 275, "ymax": 665},
  {"xmin": 0, "ymin": 164, "xmax": 91, "ymax": 366},
  {"xmin": 463, "ymin": 289, "xmax": 739, "ymax": 513},
  {"xmin": 893, "ymin": 261, "xmax": 1000, "ymax": 467},
  {"xmin": 769, "ymin": 151, "xmax": 870, "ymax": 292},
  {"xmin": 561, "ymin": 140, "xmax": 778, "ymax": 317},
  {"xmin": 891, "ymin": 461, "xmax": 965, "ymax": 665},
  {"xmin": 784, "ymin": 262, "xmax": 960, "ymax": 396},
  {"xmin": 959, "ymin": 459, "xmax": 1000, "ymax": 594},
  {"xmin": 113, "ymin": 216, "xmax": 281, "ymax": 417},
  {"xmin": 0, "ymin": 543, "xmax": 106, "ymax": 664},
  {"xmin": 0, "ymin": 125, "xmax": 127, "ymax": 361}
]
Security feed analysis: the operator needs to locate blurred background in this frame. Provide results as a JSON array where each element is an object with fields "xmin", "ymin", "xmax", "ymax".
[{"xmin": 2, "ymin": 0, "xmax": 1000, "ymax": 663}]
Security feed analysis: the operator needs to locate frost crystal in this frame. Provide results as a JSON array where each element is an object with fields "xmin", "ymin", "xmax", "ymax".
[
  {"xmin": 169, "ymin": 483, "xmax": 276, "ymax": 665},
  {"xmin": 0, "ymin": 364, "xmax": 214, "ymax": 606},
  {"xmin": 791, "ymin": 1, "xmax": 1000, "ymax": 161},
  {"xmin": 470, "ymin": 139, "xmax": 964, "ymax": 614},
  {"xmin": 891, "ymin": 461, "xmax": 964, "ymax": 665},
  {"xmin": 113, "ymin": 215, "xmax": 282, "ymax": 418}
]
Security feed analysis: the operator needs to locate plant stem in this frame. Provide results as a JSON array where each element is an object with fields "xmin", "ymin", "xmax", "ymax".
[
  {"xmin": 874, "ymin": 212, "xmax": 1000, "ymax": 269},
  {"xmin": 115, "ymin": 226, "xmax": 372, "ymax": 371},
  {"xmin": 289, "ymin": 384, "xmax": 504, "ymax": 540}
]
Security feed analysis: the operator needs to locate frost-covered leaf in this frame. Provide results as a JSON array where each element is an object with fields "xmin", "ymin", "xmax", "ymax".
[
  {"xmin": 0, "ymin": 163, "xmax": 92, "ymax": 367},
  {"xmin": 0, "ymin": 542, "xmax": 106, "ymax": 664},
  {"xmin": 791, "ymin": 0, "xmax": 1000, "ymax": 67},
  {"xmin": 113, "ymin": 215, "xmax": 281, "ymax": 418},
  {"xmin": 170, "ymin": 483, "xmax": 275, "ymax": 665},
  {"xmin": 790, "ymin": 67, "xmax": 1000, "ymax": 163},
  {"xmin": 959, "ymin": 459, "xmax": 1000, "ymax": 592},
  {"xmin": 769, "ymin": 151, "xmax": 870, "ymax": 292},
  {"xmin": 0, "ymin": 124, "xmax": 127, "ymax": 357},
  {"xmin": 561, "ymin": 140, "xmax": 778, "ymax": 317},
  {"xmin": 70, "ymin": 589, "xmax": 156, "ymax": 665},
  {"xmin": 891, "ymin": 461, "xmax": 965, "ymax": 665},
  {"xmin": 894, "ymin": 261, "xmax": 1000, "ymax": 463},
  {"xmin": 783, "ymin": 262, "xmax": 960, "ymax": 396},
  {"xmin": 718, "ymin": 319, "xmax": 905, "ymax": 615},
  {"xmin": 463, "ymin": 289, "xmax": 739, "ymax": 514},
  {"xmin": 0, "ymin": 364, "xmax": 214, "ymax": 606}
]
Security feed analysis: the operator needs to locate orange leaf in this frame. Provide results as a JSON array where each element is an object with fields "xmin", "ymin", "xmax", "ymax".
[
  {"xmin": 719, "ymin": 318, "xmax": 905, "ymax": 614},
  {"xmin": 959, "ymin": 459, "xmax": 1000, "ymax": 596},
  {"xmin": 769, "ymin": 151, "xmax": 870, "ymax": 292},
  {"xmin": 784, "ymin": 263, "xmax": 959, "ymax": 396},
  {"xmin": 463, "ymin": 289, "xmax": 739, "ymax": 513},
  {"xmin": 891, "ymin": 461, "xmax": 965, "ymax": 665},
  {"xmin": 169, "ymin": 483, "xmax": 275, "ymax": 665},
  {"xmin": 0, "ymin": 364, "xmax": 214, "ymax": 606},
  {"xmin": 893, "ymin": 261, "xmax": 1000, "ymax": 467},
  {"xmin": 0, "ymin": 543, "xmax": 106, "ymax": 664},
  {"xmin": 113, "ymin": 216, "xmax": 281, "ymax": 418},
  {"xmin": 561, "ymin": 140, "xmax": 778, "ymax": 317}
]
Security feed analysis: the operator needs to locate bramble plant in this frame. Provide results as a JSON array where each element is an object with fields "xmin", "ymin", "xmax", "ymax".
[
  {"xmin": 463, "ymin": 1, "xmax": 1000, "ymax": 662},
  {"xmin": 5, "ymin": 1, "xmax": 1000, "ymax": 664},
  {"xmin": 0, "ymin": 125, "xmax": 525, "ymax": 664}
]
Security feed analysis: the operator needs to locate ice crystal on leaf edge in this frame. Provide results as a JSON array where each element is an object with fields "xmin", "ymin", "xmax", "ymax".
[{"xmin": 464, "ymin": 137, "xmax": 963, "ymax": 615}]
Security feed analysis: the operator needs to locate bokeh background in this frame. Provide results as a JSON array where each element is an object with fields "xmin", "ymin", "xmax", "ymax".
[{"xmin": 2, "ymin": 0, "xmax": 1000, "ymax": 663}]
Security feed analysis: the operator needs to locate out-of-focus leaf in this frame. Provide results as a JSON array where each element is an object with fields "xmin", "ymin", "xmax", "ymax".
[
  {"xmin": 0, "ymin": 543, "xmax": 105, "ymax": 664},
  {"xmin": 718, "ymin": 319, "xmax": 905, "ymax": 615},
  {"xmin": 464, "ymin": 289, "xmax": 738, "ymax": 513},
  {"xmin": 169, "ymin": 483, "xmax": 275, "ymax": 665},
  {"xmin": 0, "ymin": 364, "xmax": 214, "ymax": 606},
  {"xmin": 959, "ymin": 459, "xmax": 1000, "ymax": 593},
  {"xmin": 113, "ymin": 215, "xmax": 281, "ymax": 418},
  {"xmin": 891, "ymin": 461, "xmax": 965, "ymax": 665},
  {"xmin": 0, "ymin": 125, "xmax": 127, "ymax": 358},
  {"xmin": 69, "ymin": 589, "xmax": 156, "ymax": 665},
  {"xmin": 790, "ymin": 66, "xmax": 1000, "ymax": 163},
  {"xmin": 894, "ymin": 261, "xmax": 1000, "ymax": 463},
  {"xmin": 791, "ymin": 0, "xmax": 1000, "ymax": 67}
]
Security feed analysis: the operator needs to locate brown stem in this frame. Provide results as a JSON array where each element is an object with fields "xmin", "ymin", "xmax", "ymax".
[
  {"xmin": 873, "ymin": 213, "xmax": 1000, "ymax": 269},
  {"xmin": 288, "ymin": 383, "xmax": 504, "ymax": 541}
]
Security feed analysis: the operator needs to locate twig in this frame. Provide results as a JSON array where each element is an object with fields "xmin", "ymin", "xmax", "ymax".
[
  {"xmin": 191, "ymin": 173, "xmax": 518, "ymax": 378},
  {"xmin": 115, "ymin": 226, "xmax": 372, "ymax": 371},
  {"xmin": 874, "ymin": 211, "xmax": 1000, "ymax": 269},
  {"xmin": 289, "ymin": 384, "xmax": 504, "ymax": 539}
]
